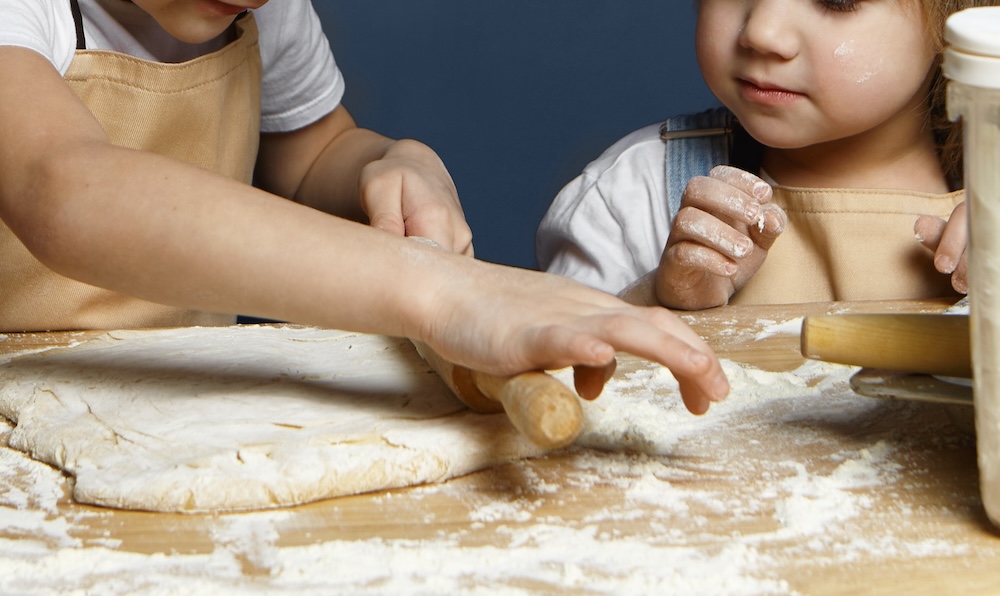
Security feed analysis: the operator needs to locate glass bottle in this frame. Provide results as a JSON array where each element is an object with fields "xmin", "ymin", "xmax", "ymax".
[{"xmin": 944, "ymin": 6, "xmax": 1000, "ymax": 528}]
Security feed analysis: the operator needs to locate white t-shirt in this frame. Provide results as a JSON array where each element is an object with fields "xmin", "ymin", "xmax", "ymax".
[
  {"xmin": 536, "ymin": 123, "xmax": 670, "ymax": 295},
  {"xmin": 0, "ymin": 0, "xmax": 344, "ymax": 133}
]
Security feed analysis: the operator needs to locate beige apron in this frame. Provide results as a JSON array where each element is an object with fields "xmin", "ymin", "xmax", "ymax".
[
  {"xmin": 732, "ymin": 186, "xmax": 965, "ymax": 305},
  {"xmin": 0, "ymin": 13, "xmax": 262, "ymax": 332}
]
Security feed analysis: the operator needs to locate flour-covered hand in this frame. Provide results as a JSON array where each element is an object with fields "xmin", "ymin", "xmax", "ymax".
[{"xmin": 655, "ymin": 165, "xmax": 785, "ymax": 310}]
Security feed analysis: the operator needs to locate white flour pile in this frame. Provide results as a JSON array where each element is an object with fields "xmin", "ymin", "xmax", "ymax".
[{"xmin": 0, "ymin": 319, "xmax": 979, "ymax": 594}]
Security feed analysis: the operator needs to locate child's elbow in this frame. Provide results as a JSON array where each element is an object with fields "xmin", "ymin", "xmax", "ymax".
[{"xmin": 0, "ymin": 146, "xmax": 95, "ymax": 274}]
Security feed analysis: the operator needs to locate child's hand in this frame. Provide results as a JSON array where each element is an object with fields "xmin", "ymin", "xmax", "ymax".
[
  {"xmin": 360, "ymin": 139, "xmax": 474, "ymax": 256},
  {"xmin": 415, "ymin": 250, "xmax": 730, "ymax": 416},
  {"xmin": 655, "ymin": 166, "xmax": 786, "ymax": 310},
  {"xmin": 915, "ymin": 202, "xmax": 968, "ymax": 294},
  {"xmin": 256, "ymin": 107, "xmax": 472, "ymax": 257}
]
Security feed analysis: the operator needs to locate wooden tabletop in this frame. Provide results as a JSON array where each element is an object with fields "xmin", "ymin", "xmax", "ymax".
[{"xmin": 2, "ymin": 299, "xmax": 998, "ymax": 594}]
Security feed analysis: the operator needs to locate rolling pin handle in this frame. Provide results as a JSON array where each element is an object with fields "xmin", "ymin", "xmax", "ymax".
[
  {"xmin": 414, "ymin": 341, "xmax": 583, "ymax": 449},
  {"xmin": 472, "ymin": 371, "xmax": 584, "ymax": 450}
]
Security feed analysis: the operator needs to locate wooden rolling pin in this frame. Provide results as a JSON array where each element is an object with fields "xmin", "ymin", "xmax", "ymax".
[
  {"xmin": 412, "ymin": 341, "xmax": 583, "ymax": 449},
  {"xmin": 800, "ymin": 313, "xmax": 971, "ymax": 378}
]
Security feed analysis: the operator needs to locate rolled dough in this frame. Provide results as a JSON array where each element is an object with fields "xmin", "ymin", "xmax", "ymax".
[{"xmin": 0, "ymin": 326, "xmax": 547, "ymax": 513}]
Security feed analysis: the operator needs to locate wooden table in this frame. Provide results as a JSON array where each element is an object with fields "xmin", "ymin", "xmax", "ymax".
[{"xmin": 2, "ymin": 299, "xmax": 998, "ymax": 594}]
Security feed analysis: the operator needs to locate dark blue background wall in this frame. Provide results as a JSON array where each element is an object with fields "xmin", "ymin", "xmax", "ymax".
[{"xmin": 314, "ymin": 2, "xmax": 717, "ymax": 269}]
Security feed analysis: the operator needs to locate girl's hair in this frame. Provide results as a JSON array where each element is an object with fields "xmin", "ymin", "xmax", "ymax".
[{"xmin": 927, "ymin": 0, "xmax": 1000, "ymax": 189}]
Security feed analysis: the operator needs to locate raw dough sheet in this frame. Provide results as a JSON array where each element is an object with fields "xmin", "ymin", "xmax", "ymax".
[{"xmin": 0, "ymin": 326, "xmax": 546, "ymax": 513}]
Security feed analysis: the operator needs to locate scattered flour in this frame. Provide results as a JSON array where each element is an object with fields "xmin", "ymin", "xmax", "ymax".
[
  {"xmin": 0, "ymin": 347, "xmax": 979, "ymax": 594},
  {"xmin": 753, "ymin": 317, "xmax": 804, "ymax": 341}
]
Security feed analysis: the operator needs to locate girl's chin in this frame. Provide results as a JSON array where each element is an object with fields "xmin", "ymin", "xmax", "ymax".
[
  {"xmin": 735, "ymin": 121, "xmax": 817, "ymax": 151},
  {"xmin": 159, "ymin": 18, "xmax": 235, "ymax": 45}
]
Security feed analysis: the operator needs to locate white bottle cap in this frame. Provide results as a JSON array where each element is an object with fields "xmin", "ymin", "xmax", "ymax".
[{"xmin": 943, "ymin": 7, "xmax": 1000, "ymax": 89}]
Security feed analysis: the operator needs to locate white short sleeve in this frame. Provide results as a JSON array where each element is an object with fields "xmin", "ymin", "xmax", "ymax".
[
  {"xmin": 254, "ymin": 1, "xmax": 345, "ymax": 133},
  {"xmin": 0, "ymin": 0, "xmax": 77, "ymax": 74},
  {"xmin": 0, "ymin": 0, "xmax": 344, "ymax": 135},
  {"xmin": 536, "ymin": 124, "xmax": 673, "ymax": 294}
]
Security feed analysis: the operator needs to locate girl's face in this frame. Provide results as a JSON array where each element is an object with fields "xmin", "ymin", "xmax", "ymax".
[
  {"xmin": 129, "ymin": 0, "xmax": 268, "ymax": 44},
  {"xmin": 696, "ymin": 0, "xmax": 936, "ymax": 150}
]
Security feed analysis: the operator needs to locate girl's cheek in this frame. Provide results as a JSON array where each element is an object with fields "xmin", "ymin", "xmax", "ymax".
[{"xmin": 832, "ymin": 40, "xmax": 885, "ymax": 86}]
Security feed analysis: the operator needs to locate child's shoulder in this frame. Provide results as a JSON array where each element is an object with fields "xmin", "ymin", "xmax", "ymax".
[
  {"xmin": 0, "ymin": 0, "xmax": 327, "ymax": 77},
  {"xmin": 0, "ymin": 0, "xmax": 77, "ymax": 74},
  {"xmin": 596, "ymin": 122, "xmax": 665, "ymax": 166}
]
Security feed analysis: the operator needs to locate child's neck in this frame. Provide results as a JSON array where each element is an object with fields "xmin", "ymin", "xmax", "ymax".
[{"xmin": 761, "ymin": 122, "xmax": 950, "ymax": 194}]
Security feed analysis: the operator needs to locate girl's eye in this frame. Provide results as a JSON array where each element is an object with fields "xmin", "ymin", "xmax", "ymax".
[{"xmin": 819, "ymin": 0, "xmax": 861, "ymax": 12}]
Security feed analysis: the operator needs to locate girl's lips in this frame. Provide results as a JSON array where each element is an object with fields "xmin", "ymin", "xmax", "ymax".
[
  {"xmin": 737, "ymin": 79, "xmax": 804, "ymax": 106},
  {"xmin": 199, "ymin": 0, "xmax": 250, "ymax": 17}
]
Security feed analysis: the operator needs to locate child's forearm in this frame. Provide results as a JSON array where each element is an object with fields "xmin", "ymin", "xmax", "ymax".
[
  {"xmin": 255, "ymin": 106, "xmax": 393, "ymax": 222},
  {"xmin": 14, "ymin": 140, "xmax": 437, "ymax": 338},
  {"xmin": 0, "ymin": 48, "xmax": 730, "ymax": 410},
  {"xmin": 255, "ymin": 105, "xmax": 446, "ymax": 223},
  {"xmin": 9, "ymin": 140, "xmax": 732, "ymax": 409},
  {"xmin": 255, "ymin": 106, "xmax": 467, "ymax": 253}
]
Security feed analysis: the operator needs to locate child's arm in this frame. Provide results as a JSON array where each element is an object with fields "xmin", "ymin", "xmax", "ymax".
[
  {"xmin": 653, "ymin": 166, "xmax": 785, "ymax": 310},
  {"xmin": 0, "ymin": 47, "xmax": 728, "ymax": 414},
  {"xmin": 915, "ymin": 202, "xmax": 969, "ymax": 294},
  {"xmin": 254, "ymin": 106, "xmax": 473, "ymax": 255}
]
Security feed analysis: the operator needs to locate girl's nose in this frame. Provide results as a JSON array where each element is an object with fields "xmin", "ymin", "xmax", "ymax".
[{"xmin": 737, "ymin": 0, "xmax": 800, "ymax": 60}]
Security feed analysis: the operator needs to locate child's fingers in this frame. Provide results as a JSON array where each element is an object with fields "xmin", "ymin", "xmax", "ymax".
[
  {"xmin": 361, "ymin": 175, "xmax": 408, "ymax": 237},
  {"xmin": 605, "ymin": 308, "xmax": 729, "ymax": 414},
  {"xmin": 664, "ymin": 240, "xmax": 738, "ymax": 280},
  {"xmin": 656, "ymin": 241, "xmax": 736, "ymax": 310},
  {"xmin": 532, "ymin": 312, "xmax": 729, "ymax": 414},
  {"xmin": 368, "ymin": 191, "xmax": 474, "ymax": 256},
  {"xmin": 707, "ymin": 165, "xmax": 773, "ymax": 204},
  {"xmin": 683, "ymin": 174, "xmax": 767, "ymax": 230},
  {"xmin": 572, "ymin": 361, "xmax": 617, "ymax": 401},
  {"xmin": 952, "ymin": 254, "xmax": 969, "ymax": 294},
  {"xmin": 368, "ymin": 210, "xmax": 407, "ymax": 237},
  {"xmin": 939, "ymin": 202, "xmax": 969, "ymax": 294},
  {"xmin": 696, "ymin": 166, "xmax": 783, "ymax": 250},
  {"xmin": 914, "ymin": 206, "xmax": 967, "ymax": 274},
  {"xmin": 671, "ymin": 206, "xmax": 754, "ymax": 261},
  {"xmin": 914, "ymin": 214, "xmax": 946, "ymax": 253},
  {"xmin": 933, "ymin": 202, "xmax": 967, "ymax": 275},
  {"xmin": 403, "ymin": 202, "xmax": 475, "ymax": 256},
  {"xmin": 914, "ymin": 207, "xmax": 969, "ymax": 294},
  {"xmin": 678, "ymin": 376, "xmax": 712, "ymax": 416},
  {"xmin": 746, "ymin": 203, "xmax": 786, "ymax": 250}
]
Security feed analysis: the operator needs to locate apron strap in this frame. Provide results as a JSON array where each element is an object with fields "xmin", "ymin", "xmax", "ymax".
[
  {"xmin": 659, "ymin": 108, "xmax": 738, "ymax": 220},
  {"xmin": 69, "ymin": 0, "xmax": 86, "ymax": 50}
]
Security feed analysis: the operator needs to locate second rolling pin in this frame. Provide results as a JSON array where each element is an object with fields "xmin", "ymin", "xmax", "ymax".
[
  {"xmin": 413, "ymin": 342, "xmax": 584, "ymax": 449},
  {"xmin": 800, "ymin": 313, "xmax": 971, "ymax": 378}
]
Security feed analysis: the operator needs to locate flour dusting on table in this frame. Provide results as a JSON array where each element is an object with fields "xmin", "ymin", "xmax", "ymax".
[
  {"xmin": 753, "ymin": 317, "xmax": 804, "ymax": 341},
  {"xmin": 0, "ymin": 328, "xmax": 981, "ymax": 594}
]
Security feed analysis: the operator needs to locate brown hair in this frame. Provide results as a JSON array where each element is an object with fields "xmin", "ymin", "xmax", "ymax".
[{"xmin": 925, "ymin": 0, "xmax": 1000, "ymax": 189}]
